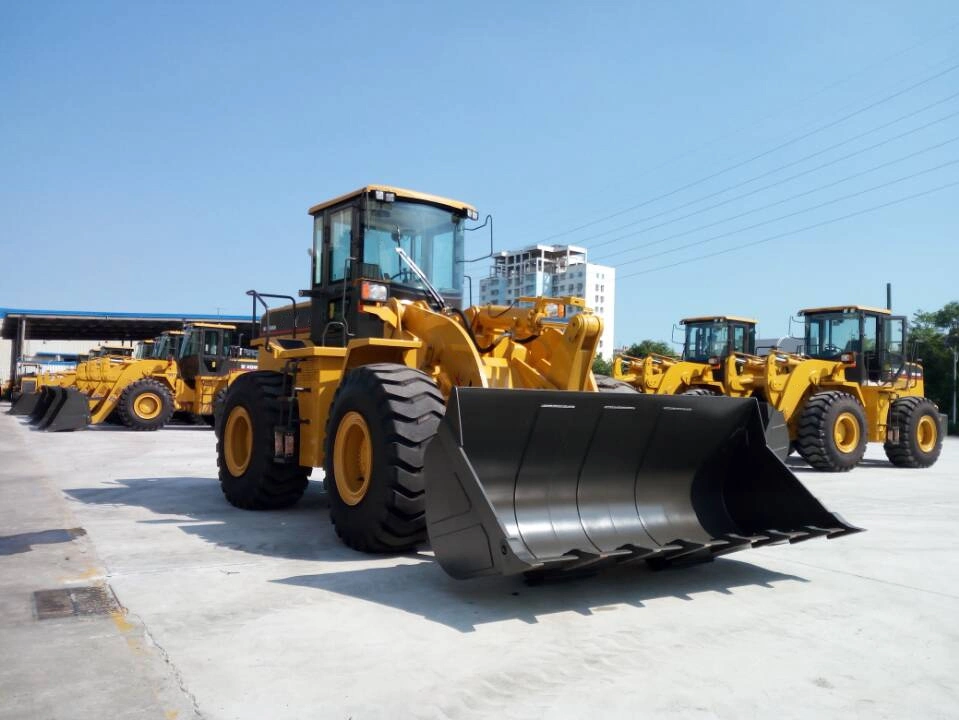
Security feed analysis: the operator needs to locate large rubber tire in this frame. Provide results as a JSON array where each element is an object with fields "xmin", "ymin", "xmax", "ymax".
[
  {"xmin": 795, "ymin": 391, "xmax": 867, "ymax": 472},
  {"xmin": 117, "ymin": 378, "xmax": 175, "ymax": 431},
  {"xmin": 682, "ymin": 387, "xmax": 719, "ymax": 396},
  {"xmin": 324, "ymin": 363, "xmax": 444, "ymax": 553},
  {"xmin": 884, "ymin": 396, "xmax": 943, "ymax": 468},
  {"xmin": 594, "ymin": 374, "xmax": 639, "ymax": 393},
  {"xmin": 217, "ymin": 371, "xmax": 309, "ymax": 510}
]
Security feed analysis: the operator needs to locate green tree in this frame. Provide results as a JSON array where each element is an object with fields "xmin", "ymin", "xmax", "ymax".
[
  {"xmin": 624, "ymin": 340, "xmax": 677, "ymax": 358},
  {"xmin": 911, "ymin": 301, "xmax": 959, "ymax": 432},
  {"xmin": 592, "ymin": 356, "xmax": 612, "ymax": 376}
]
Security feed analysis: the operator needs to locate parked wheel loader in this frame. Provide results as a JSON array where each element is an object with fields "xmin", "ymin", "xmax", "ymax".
[
  {"xmin": 216, "ymin": 184, "xmax": 860, "ymax": 581},
  {"xmin": 611, "ymin": 315, "xmax": 759, "ymax": 396},
  {"xmin": 757, "ymin": 305, "xmax": 944, "ymax": 471},
  {"xmin": 609, "ymin": 316, "xmax": 790, "ymax": 459},
  {"xmin": 28, "ymin": 324, "xmax": 255, "ymax": 431},
  {"xmin": 614, "ymin": 307, "xmax": 944, "ymax": 472}
]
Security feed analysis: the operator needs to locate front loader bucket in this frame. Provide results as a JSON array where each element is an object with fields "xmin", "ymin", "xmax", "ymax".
[
  {"xmin": 759, "ymin": 403, "xmax": 790, "ymax": 462},
  {"xmin": 8, "ymin": 391, "xmax": 40, "ymax": 416},
  {"xmin": 34, "ymin": 388, "xmax": 90, "ymax": 432},
  {"xmin": 424, "ymin": 389, "xmax": 862, "ymax": 580},
  {"xmin": 28, "ymin": 387, "xmax": 58, "ymax": 423}
]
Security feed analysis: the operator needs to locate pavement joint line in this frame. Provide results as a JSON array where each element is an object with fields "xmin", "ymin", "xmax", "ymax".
[
  {"xmin": 124, "ymin": 606, "xmax": 206, "ymax": 720},
  {"xmin": 753, "ymin": 554, "xmax": 959, "ymax": 601}
]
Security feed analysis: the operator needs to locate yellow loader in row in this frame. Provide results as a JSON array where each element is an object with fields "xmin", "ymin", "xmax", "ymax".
[
  {"xmin": 28, "ymin": 323, "xmax": 255, "ymax": 431},
  {"xmin": 612, "ymin": 308, "xmax": 944, "ymax": 472},
  {"xmin": 216, "ymin": 184, "xmax": 860, "ymax": 581}
]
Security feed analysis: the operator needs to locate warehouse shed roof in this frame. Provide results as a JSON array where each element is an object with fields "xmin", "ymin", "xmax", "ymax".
[{"xmin": 0, "ymin": 307, "xmax": 255, "ymax": 341}]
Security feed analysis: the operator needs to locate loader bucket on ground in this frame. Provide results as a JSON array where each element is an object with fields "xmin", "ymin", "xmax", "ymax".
[
  {"xmin": 34, "ymin": 388, "xmax": 90, "ymax": 432},
  {"xmin": 8, "ymin": 391, "xmax": 40, "ymax": 416},
  {"xmin": 28, "ymin": 387, "xmax": 58, "ymax": 423},
  {"xmin": 424, "ymin": 389, "xmax": 862, "ymax": 580},
  {"xmin": 759, "ymin": 403, "xmax": 790, "ymax": 461}
]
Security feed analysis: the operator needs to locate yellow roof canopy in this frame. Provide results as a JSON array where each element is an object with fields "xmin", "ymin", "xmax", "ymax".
[
  {"xmin": 799, "ymin": 305, "xmax": 891, "ymax": 316},
  {"xmin": 680, "ymin": 315, "xmax": 758, "ymax": 325},
  {"xmin": 308, "ymin": 184, "xmax": 476, "ymax": 216}
]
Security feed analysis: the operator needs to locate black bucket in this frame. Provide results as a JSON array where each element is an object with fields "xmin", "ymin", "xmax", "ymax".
[
  {"xmin": 34, "ymin": 388, "xmax": 91, "ymax": 432},
  {"xmin": 8, "ymin": 391, "xmax": 40, "ymax": 416},
  {"xmin": 424, "ymin": 388, "xmax": 862, "ymax": 580},
  {"xmin": 29, "ymin": 387, "xmax": 58, "ymax": 424}
]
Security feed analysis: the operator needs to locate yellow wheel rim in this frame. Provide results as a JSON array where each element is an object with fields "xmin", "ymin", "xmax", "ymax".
[
  {"xmin": 134, "ymin": 391, "xmax": 163, "ymax": 420},
  {"xmin": 224, "ymin": 406, "xmax": 253, "ymax": 476},
  {"xmin": 917, "ymin": 415, "xmax": 937, "ymax": 453},
  {"xmin": 333, "ymin": 411, "xmax": 373, "ymax": 506},
  {"xmin": 833, "ymin": 411, "xmax": 861, "ymax": 454}
]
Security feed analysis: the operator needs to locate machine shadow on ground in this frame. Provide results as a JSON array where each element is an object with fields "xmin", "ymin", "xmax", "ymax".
[
  {"xmin": 784, "ymin": 456, "xmax": 899, "ymax": 472},
  {"xmin": 63, "ymin": 476, "xmax": 373, "ymax": 563},
  {"xmin": 273, "ymin": 558, "xmax": 808, "ymax": 632},
  {"xmin": 63, "ymin": 476, "xmax": 809, "ymax": 631}
]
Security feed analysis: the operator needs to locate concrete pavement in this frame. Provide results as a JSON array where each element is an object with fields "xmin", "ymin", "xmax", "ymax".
[{"xmin": 1, "ymin": 407, "xmax": 957, "ymax": 719}]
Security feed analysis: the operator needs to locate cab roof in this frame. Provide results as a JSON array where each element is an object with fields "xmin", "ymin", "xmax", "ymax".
[
  {"xmin": 799, "ymin": 305, "xmax": 891, "ymax": 316},
  {"xmin": 308, "ymin": 184, "xmax": 477, "ymax": 216},
  {"xmin": 185, "ymin": 322, "xmax": 237, "ymax": 330},
  {"xmin": 680, "ymin": 315, "xmax": 758, "ymax": 325}
]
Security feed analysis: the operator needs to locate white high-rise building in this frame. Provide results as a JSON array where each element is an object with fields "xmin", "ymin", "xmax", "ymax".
[{"xmin": 477, "ymin": 244, "xmax": 615, "ymax": 359}]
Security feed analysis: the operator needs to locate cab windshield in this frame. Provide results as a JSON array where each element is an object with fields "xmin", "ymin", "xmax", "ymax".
[
  {"xmin": 362, "ymin": 200, "xmax": 464, "ymax": 296},
  {"xmin": 805, "ymin": 314, "xmax": 860, "ymax": 359},
  {"xmin": 684, "ymin": 322, "xmax": 729, "ymax": 362}
]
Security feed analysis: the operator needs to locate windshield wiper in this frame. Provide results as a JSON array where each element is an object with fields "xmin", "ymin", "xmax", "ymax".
[{"xmin": 393, "ymin": 243, "xmax": 447, "ymax": 312}]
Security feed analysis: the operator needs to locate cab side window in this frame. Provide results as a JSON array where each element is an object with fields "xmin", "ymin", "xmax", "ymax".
[{"xmin": 329, "ymin": 208, "xmax": 352, "ymax": 282}]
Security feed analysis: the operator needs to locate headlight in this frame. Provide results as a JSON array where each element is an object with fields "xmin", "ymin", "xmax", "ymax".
[
  {"xmin": 360, "ymin": 281, "xmax": 389, "ymax": 302},
  {"xmin": 840, "ymin": 352, "xmax": 856, "ymax": 365},
  {"xmin": 708, "ymin": 356, "xmax": 721, "ymax": 367}
]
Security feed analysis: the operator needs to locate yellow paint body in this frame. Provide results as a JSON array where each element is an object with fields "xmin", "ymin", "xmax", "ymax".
[
  {"xmin": 254, "ymin": 295, "xmax": 603, "ymax": 470},
  {"xmin": 67, "ymin": 326, "xmax": 253, "ymax": 425},
  {"xmin": 613, "ymin": 333, "xmax": 928, "ymax": 446}
]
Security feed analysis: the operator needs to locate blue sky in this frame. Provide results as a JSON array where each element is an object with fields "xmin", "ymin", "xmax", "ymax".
[{"xmin": 2, "ymin": 1, "xmax": 957, "ymax": 347}]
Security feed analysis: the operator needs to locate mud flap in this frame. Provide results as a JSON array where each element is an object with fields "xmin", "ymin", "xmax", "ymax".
[
  {"xmin": 33, "ymin": 388, "xmax": 91, "ymax": 431},
  {"xmin": 424, "ymin": 389, "xmax": 862, "ymax": 580},
  {"xmin": 8, "ymin": 391, "xmax": 40, "ymax": 416}
]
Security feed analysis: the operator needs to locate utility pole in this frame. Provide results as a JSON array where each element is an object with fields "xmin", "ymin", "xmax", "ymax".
[
  {"xmin": 949, "ymin": 320, "xmax": 959, "ymax": 427},
  {"xmin": 952, "ymin": 322, "xmax": 958, "ymax": 427}
]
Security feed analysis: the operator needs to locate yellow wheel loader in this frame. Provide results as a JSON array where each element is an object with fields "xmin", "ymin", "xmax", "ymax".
[
  {"xmin": 614, "ymin": 308, "xmax": 944, "ymax": 472},
  {"xmin": 753, "ymin": 306, "xmax": 945, "ymax": 471},
  {"xmin": 610, "ymin": 316, "xmax": 790, "ymax": 459},
  {"xmin": 217, "ymin": 185, "xmax": 860, "ymax": 581},
  {"xmin": 612, "ymin": 316, "xmax": 759, "ymax": 396},
  {"xmin": 29, "ymin": 324, "xmax": 254, "ymax": 431}
]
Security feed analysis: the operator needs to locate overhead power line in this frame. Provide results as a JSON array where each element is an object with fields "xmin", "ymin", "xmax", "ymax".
[
  {"xmin": 587, "ymin": 101, "xmax": 959, "ymax": 256},
  {"xmin": 538, "ymin": 58, "xmax": 959, "ymax": 243},
  {"xmin": 580, "ymin": 92, "xmax": 959, "ymax": 250},
  {"xmin": 538, "ymin": 17, "xmax": 959, "ymax": 223},
  {"xmin": 609, "ymin": 158, "xmax": 959, "ymax": 269},
  {"xmin": 617, "ymin": 178, "xmax": 959, "ymax": 280},
  {"xmin": 593, "ymin": 127, "xmax": 959, "ymax": 264}
]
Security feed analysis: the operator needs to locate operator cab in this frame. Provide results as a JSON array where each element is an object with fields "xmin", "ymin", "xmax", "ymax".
[
  {"xmin": 177, "ymin": 323, "xmax": 239, "ymax": 387},
  {"xmin": 305, "ymin": 185, "xmax": 477, "ymax": 346},
  {"xmin": 680, "ymin": 316, "xmax": 757, "ymax": 365},
  {"xmin": 133, "ymin": 341, "xmax": 154, "ymax": 360},
  {"xmin": 152, "ymin": 331, "xmax": 184, "ymax": 361},
  {"xmin": 800, "ymin": 305, "xmax": 907, "ymax": 384}
]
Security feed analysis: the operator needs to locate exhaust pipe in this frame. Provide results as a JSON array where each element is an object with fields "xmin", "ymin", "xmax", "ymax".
[{"xmin": 424, "ymin": 388, "xmax": 861, "ymax": 580}]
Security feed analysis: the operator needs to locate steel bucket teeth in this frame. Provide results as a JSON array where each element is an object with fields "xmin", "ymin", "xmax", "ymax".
[{"xmin": 424, "ymin": 388, "xmax": 863, "ymax": 580}]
